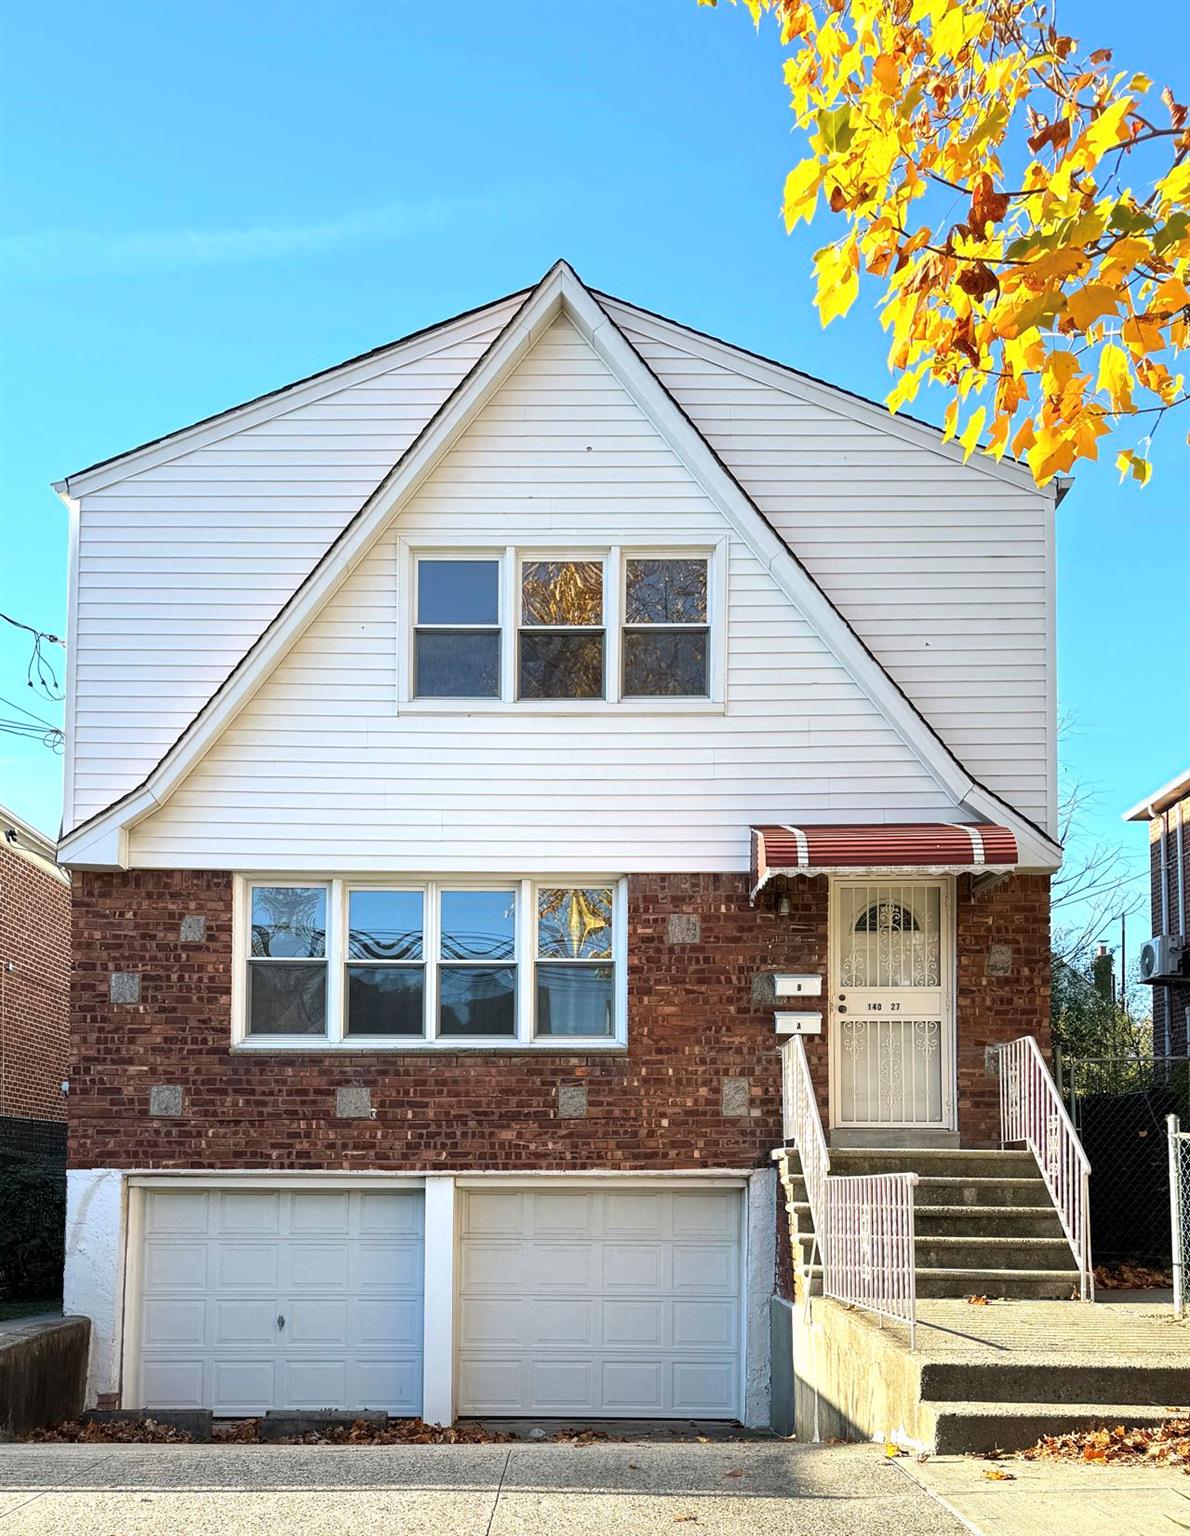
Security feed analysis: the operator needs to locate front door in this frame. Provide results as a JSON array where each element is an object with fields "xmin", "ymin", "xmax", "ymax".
[{"xmin": 829, "ymin": 879, "xmax": 954, "ymax": 1130}]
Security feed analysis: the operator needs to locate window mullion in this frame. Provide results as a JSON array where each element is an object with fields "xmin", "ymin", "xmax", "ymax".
[
  {"xmin": 606, "ymin": 546, "xmax": 622, "ymax": 704},
  {"xmin": 518, "ymin": 879, "xmax": 533, "ymax": 1043},
  {"xmin": 501, "ymin": 547, "xmax": 516, "ymax": 702},
  {"xmin": 425, "ymin": 882, "xmax": 439, "ymax": 1041},
  {"xmin": 326, "ymin": 879, "xmax": 344, "ymax": 1043}
]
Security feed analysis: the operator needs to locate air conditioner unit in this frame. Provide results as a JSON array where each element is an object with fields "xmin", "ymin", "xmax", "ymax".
[{"xmin": 1139, "ymin": 934, "xmax": 1187, "ymax": 983}]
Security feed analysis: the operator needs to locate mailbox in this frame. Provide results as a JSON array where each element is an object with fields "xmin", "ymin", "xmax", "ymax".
[
  {"xmin": 773, "ymin": 974, "xmax": 823, "ymax": 999},
  {"xmin": 775, "ymin": 1011, "xmax": 822, "ymax": 1035}
]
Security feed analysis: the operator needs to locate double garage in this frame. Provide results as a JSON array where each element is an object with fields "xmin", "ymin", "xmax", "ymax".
[{"xmin": 130, "ymin": 1180, "xmax": 757, "ymax": 1422}]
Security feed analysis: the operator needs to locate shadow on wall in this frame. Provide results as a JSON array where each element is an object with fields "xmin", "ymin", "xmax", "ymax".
[{"xmin": 0, "ymin": 1117, "xmax": 67, "ymax": 1313}]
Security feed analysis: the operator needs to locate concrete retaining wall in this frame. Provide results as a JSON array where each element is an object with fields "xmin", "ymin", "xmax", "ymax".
[
  {"xmin": 790, "ymin": 1298, "xmax": 927, "ymax": 1449},
  {"xmin": 0, "ymin": 1316, "xmax": 91, "ymax": 1437}
]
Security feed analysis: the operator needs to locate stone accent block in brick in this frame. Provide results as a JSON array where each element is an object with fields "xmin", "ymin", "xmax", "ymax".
[
  {"xmin": 721, "ymin": 1077, "xmax": 751, "ymax": 1117},
  {"xmin": 986, "ymin": 943, "xmax": 1014, "ymax": 977},
  {"xmin": 336, "ymin": 1086, "xmax": 372, "ymax": 1119},
  {"xmin": 179, "ymin": 915, "xmax": 207, "ymax": 944},
  {"xmin": 557, "ymin": 1084, "xmax": 588, "ymax": 1119},
  {"xmin": 751, "ymin": 972, "xmax": 776, "ymax": 1007},
  {"xmin": 666, "ymin": 913, "xmax": 701, "ymax": 945},
  {"xmin": 109, "ymin": 971, "xmax": 140, "ymax": 1005},
  {"xmin": 149, "ymin": 1084, "xmax": 183, "ymax": 1117}
]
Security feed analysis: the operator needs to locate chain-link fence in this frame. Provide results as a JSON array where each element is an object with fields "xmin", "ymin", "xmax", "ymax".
[
  {"xmin": 1057, "ymin": 1055, "xmax": 1190, "ymax": 1267},
  {"xmin": 0, "ymin": 1115, "xmax": 67, "ymax": 1315},
  {"xmin": 1170, "ymin": 1116, "xmax": 1189, "ymax": 1317}
]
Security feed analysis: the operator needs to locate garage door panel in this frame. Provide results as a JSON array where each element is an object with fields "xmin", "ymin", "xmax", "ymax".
[
  {"xmin": 290, "ymin": 1192, "xmax": 352, "ymax": 1234},
  {"xmin": 461, "ymin": 1240, "xmax": 523, "ymax": 1290},
  {"xmin": 216, "ymin": 1243, "xmax": 278, "ymax": 1289},
  {"xmin": 141, "ymin": 1358, "xmax": 205, "ymax": 1408},
  {"xmin": 602, "ymin": 1360, "xmax": 664, "ymax": 1411},
  {"xmin": 531, "ymin": 1359, "xmax": 595, "ymax": 1409},
  {"xmin": 602, "ymin": 1300, "xmax": 665, "ymax": 1348},
  {"xmin": 602, "ymin": 1243, "xmax": 664, "ymax": 1291},
  {"xmin": 142, "ymin": 1298, "xmax": 206, "ymax": 1349},
  {"xmin": 673, "ymin": 1300, "xmax": 737, "ymax": 1349},
  {"xmin": 604, "ymin": 1192, "xmax": 667, "ymax": 1237},
  {"xmin": 145, "ymin": 1242, "xmax": 209, "ymax": 1290},
  {"xmin": 458, "ymin": 1189, "xmax": 741, "ymax": 1419},
  {"xmin": 671, "ymin": 1191, "xmax": 739, "ymax": 1238},
  {"xmin": 530, "ymin": 1298, "xmax": 596, "ymax": 1347},
  {"xmin": 213, "ymin": 1298, "xmax": 276, "ymax": 1347},
  {"xmin": 355, "ymin": 1297, "xmax": 422, "ymax": 1348},
  {"xmin": 216, "ymin": 1192, "xmax": 280, "ymax": 1235},
  {"xmin": 138, "ymin": 1190, "xmax": 423, "ymax": 1416},
  {"xmin": 673, "ymin": 1360, "xmax": 739, "ymax": 1414},
  {"xmin": 146, "ymin": 1191, "xmax": 209, "ymax": 1235},
  {"xmin": 672, "ymin": 1244, "xmax": 736, "ymax": 1292},
  {"xmin": 354, "ymin": 1241, "xmax": 421, "ymax": 1290}
]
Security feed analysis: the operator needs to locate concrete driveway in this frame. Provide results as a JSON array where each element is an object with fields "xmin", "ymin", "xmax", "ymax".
[{"xmin": 0, "ymin": 1440, "xmax": 963, "ymax": 1535}]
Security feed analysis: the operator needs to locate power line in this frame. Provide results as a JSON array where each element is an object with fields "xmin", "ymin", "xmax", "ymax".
[{"xmin": 0, "ymin": 611, "xmax": 65, "ymax": 701}]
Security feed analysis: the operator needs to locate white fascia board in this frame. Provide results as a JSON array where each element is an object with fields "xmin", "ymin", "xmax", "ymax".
[
  {"xmin": 57, "ymin": 811, "xmax": 134, "ymax": 870},
  {"xmin": 600, "ymin": 297, "xmax": 1048, "ymax": 497},
  {"xmin": 58, "ymin": 292, "xmax": 529, "ymax": 498},
  {"xmin": 961, "ymin": 783, "xmax": 1062, "ymax": 871}
]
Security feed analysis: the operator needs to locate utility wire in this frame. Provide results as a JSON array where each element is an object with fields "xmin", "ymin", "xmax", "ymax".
[{"xmin": 0, "ymin": 611, "xmax": 66, "ymax": 701}]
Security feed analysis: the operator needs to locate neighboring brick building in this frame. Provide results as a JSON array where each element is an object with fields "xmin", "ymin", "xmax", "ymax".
[
  {"xmin": 1125, "ymin": 770, "xmax": 1190, "ymax": 1056},
  {"xmin": 0, "ymin": 805, "xmax": 70, "ymax": 1157},
  {"xmin": 53, "ymin": 264, "xmax": 1064, "ymax": 1427}
]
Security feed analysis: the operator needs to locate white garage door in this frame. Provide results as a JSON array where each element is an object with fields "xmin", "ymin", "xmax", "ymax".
[
  {"xmin": 136, "ymin": 1189, "xmax": 423, "ymax": 1416},
  {"xmin": 457, "ymin": 1187, "xmax": 742, "ymax": 1418}
]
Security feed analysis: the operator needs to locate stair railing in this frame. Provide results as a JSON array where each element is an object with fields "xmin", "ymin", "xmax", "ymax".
[
  {"xmin": 781, "ymin": 1037, "xmax": 919, "ymax": 1347},
  {"xmin": 998, "ymin": 1034, "xmax": 1094, "ymax": 1300}
]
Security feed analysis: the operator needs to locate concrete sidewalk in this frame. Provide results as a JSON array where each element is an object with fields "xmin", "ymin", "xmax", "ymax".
[
  {"xmin": 0, "ymin": 1440, "xmax": 963, "ymax": 1535},
  {"xmin": 897, "ymin": 1452, "xmax": 1190, "ymax": 1536}
]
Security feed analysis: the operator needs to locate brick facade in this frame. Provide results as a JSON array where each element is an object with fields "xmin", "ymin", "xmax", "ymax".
[
  {"xmin": 1147, "ymin": 804, "xmax": 1189, "ymax": 1055},
  {"xmin": 68, "ymin": 868, "xmax": 1050, "ymax": 1170},
  {"xmin": 0, "ymin": 838, "xmax": 71, "ymax": 1126}
]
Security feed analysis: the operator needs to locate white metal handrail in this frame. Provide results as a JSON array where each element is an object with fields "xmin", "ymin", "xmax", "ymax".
[
  {"xmin": 781, "ymin": 1037, "xmax": 919, "ymax": 1346},
  {"xmin": 1168, "ymin": 1114, "xmax": 1187, "ymax": 1319},
  {"xmin": 782, "ymin": 1037, "xmax": 830, "ymax": 1252},
  {"xmin": 998, "ymin": 1034, "xmax": 1094, "ymax": 1300},
  {"xmin": 823, "ymin": 1173, "xmax": 919, "ymax": 1349}
]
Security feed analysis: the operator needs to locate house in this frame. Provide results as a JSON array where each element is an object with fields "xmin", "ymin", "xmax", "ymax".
[
  {"xmin": 1, "ymin": 804, "xmax": 70, "ymax": 1159},
  {"xmin": 53, "ymin": 261, "xmax": 1064, "ymax": 1428},
  {"xmin": 1125, "ymin": 770, "xmax": 1190, "ymax": 1055}
]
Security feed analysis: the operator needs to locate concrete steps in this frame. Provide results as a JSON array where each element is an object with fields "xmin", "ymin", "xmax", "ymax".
[
  {"xmin": 926, "ymin": 1401, "xmax": 1187, "ymax": 1455},
  {"xmin": 919, "ymin": 1357, "xmax": 1190, "ymax": 1408},
  {"xmin": 781, "ymin": 1144, "xmax": 1081, "ymax": 1300}
]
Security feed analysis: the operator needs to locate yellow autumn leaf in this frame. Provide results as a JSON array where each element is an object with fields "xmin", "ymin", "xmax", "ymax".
[
  {"xmin": 1157, "ymin": 162, "xmax": 1190, "ymax": 205},
  {"xmin": 1066, "ymin": 283, "xmax": 1120, "ymax": 330},
  {"xmin": 942, "ymin": 397, "xmax": 959, "ymax": 443},
  {"xmin": 958, "ymin": 406, "xmax": 987, "ymax": 460},
  {"xmin": 1082, "ymin": 97, "xmax": 1133, "ymax": 161},
  {"xmin": 783, "ymin": 158, "xmax": 824, "ymax": 231},
  {"xmin": 1096, "ymin": 343, "xmax": 1134, "ymax": 412},
  {"xmin": 814, "ymin": 240, "xmax": 859, "ymax": 325},
  {"xmin": 1115, "ymin": 449, "xmax": 1152, "ymax": 485}
]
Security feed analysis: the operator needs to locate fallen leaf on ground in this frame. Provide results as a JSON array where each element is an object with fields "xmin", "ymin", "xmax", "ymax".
[
  {"xmin": 723, "ymin": 1467, "xmax": 744, "ymax": 1478},
  {"xmin": 1094, "ymin": 1261, "xmax": 1173, "ymax": 1290},
  {"xmin": 967, "ymin": 1294, "xmax": 990, "ymax": 1306},
  {"xmin": 983, "ymin": 1468, "xmax": 1016, "ymax": 1481},
  {"xmin": 1021, "ymin": 1417, "xmax": 1190, "ymax": 1471},
  {"xmin": 884, "ymin": 1441, "xmax": 905, "ymax": 1457}
]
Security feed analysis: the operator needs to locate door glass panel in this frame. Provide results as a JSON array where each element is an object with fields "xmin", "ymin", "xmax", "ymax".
[{"xmin": 838, "ymin": 885, "xmax": 941, "ymax": 988}]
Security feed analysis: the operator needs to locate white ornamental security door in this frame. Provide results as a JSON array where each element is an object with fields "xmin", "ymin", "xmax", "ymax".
[{"xmin": 830, "ymin": 880, "xmax": 954, "ymax": 1129}]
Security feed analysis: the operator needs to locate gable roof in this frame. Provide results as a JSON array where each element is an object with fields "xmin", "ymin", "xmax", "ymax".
[
  {"xmin": 56, "ymin": 260, "xmax": 1061, "ymax": 871},
  {"xmin": 54, "ymin": 283, "xmax": 531, "ymax": 497}
]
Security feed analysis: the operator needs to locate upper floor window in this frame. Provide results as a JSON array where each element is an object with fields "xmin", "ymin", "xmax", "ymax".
[
  {"xmin": 236, "ymin": 877, "xmax": 626, "ymax": 1049},
  {"xmin": 405, "ymin": 546, "xmax": 720, "ymax": 706}
]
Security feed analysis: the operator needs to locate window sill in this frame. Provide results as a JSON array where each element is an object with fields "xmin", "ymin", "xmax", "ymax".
[
  {"xmin": 396, "ymin": 698, "xmax": 724, "ymax": 717},
  {"xmin": 230, "ymin": 1040, "xmax": 629, "ymax": 1056}
]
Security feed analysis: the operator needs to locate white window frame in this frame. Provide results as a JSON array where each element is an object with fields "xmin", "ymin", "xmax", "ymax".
[
  {"xmin": 395, "ymin": 535, "xmax": 727, "ymax": 713},
  {"xmin": 232, "ymin": 875, "xmax": 628, "ymax": 1051}
]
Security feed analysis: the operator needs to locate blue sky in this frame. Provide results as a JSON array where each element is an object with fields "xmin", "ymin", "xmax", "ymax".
[{"xmin": 1, "ymin": 0, "xmax": 1187, "ymax": 967}]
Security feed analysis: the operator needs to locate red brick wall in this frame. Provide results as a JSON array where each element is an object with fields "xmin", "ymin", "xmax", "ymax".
[
  {"xmin": 1148, "ymin": 805, "xmax": 1190, "ymax": 1055},
  {"xmin": 68, "ymin": 867, "xmax": 1049, "ymax": 1168},
  {"xmin": 0, "ymin": 841, "xmax": 71, "ymax": 1123}
]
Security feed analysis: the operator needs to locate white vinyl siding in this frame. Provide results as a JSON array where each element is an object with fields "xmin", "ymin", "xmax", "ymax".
[
  {"xmin": 68, "ymin": 295, "xmax": 525, "ymax": 828},
  {"xmin": 602, "ymin": 302, "xmax": 1054, "ymax": 831},
  {"xmin": 129, "ymin": 317, "xmax": 969, "ymax": 870}
]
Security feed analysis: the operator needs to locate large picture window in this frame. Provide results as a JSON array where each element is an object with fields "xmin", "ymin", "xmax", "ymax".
[{"xmin": 237, "ymin": 878, "xmax": 625, "ymax": 1049}]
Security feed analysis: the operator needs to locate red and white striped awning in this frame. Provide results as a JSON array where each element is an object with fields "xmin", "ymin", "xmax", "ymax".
[{"xmin": 750, "ymin": 823, "xmax": 1018, "ymax": 899}]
